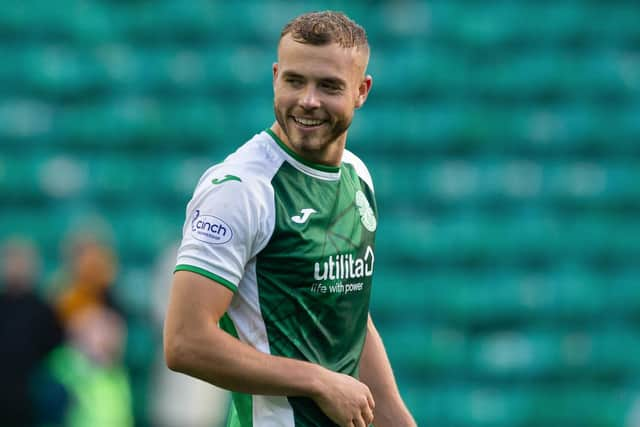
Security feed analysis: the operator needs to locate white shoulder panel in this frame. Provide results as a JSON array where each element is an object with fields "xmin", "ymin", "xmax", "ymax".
[
  {"xmin": 176, "ymin": 132, "xmax": 283, "ymax": 288},
  {"xmin": 342, "ymin": 149, "xmax": 375, "ymax": 193}
]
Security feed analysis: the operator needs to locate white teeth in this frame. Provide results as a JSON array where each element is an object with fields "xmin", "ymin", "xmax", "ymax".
[{"xmin": 294, "ymin": 117, "xmax": 323, "ymax": 126}]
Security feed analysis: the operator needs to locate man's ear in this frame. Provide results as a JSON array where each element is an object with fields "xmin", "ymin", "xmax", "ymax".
[
  {"xmin": 272, "ymin": 63, "xmax": 279, "ymax": 88},
  {"xmin": 355, "ymin": 75, "xmax": 373, "ymax": 109}
]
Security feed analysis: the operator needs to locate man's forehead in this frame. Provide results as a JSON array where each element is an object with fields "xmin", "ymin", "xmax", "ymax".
[{"xmin": 277, "ymin": 35, "xmax": 368, "ymax": 74}]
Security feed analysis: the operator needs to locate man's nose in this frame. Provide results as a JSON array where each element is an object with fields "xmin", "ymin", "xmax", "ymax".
[{"xmin": 299, "ymin": 86, "xmax": 321, "ymax": 110}]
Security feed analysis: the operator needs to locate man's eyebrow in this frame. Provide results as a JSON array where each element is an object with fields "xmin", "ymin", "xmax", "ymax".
[
  {"xmin": 280, "ymin": 70, "xmax": 346, "ymax": 87},
  {"xmin": 281, "ymin": 70, "xmax": 304, "ymax": 79},
  {"xmin": 319, "ymin": 77, "xmax": 346, "ymax": 87}
]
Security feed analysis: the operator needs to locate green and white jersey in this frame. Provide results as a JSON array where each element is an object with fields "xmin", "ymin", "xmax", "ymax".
[{"xmin": 175, "ymin": 129, "xmax": 377, "ymax": 427}]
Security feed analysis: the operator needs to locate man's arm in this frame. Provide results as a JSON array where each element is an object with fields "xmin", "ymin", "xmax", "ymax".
[
  {"xmin": 164, "ymin": 270, "xmax": 375, "ymax": 427},
  {"xmin": 359, "ymin": 314, "xmax": 417, "ymax": 427}
]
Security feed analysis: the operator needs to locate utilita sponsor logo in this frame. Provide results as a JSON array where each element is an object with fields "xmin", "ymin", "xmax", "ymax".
[
  {"xmin": 191, "ymin": 209, "xmax": 233, "ymax": 244},
  {"xmin": 313, "ymin": 246, "xmax": 374, "ymax": 281}
]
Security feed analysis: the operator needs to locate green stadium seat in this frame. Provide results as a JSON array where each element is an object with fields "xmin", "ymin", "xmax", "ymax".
[
  {"xmin": 579, "ymin": 51, "xmax": 634, "ymax": 99},
  {"xmin": 471, "ymin": 50, "xmax": 594, "ymax": 101},
  {"xmin": 368, "ymin": 157, "xmax": 540, "ymax": 208},
  {"xmin": 415, "ymin": 384, "xmax": 531, "ymax": 427},
  {"xmin": 390, "ymin": 269, "xmax": 599, "ymax": 327},
  {"xmin": 0, "ymin": 207, "xmax": 70, "ymax": 255},
  {"xmin": 54, "ymin": 97, "xmax": 225, "ymax": 149},
  {"xmin": 525, "ymin": 384, "xmax": 633, "ymax": 427},
  {"xmin": 113, "ymin": 265, "xmax": 155, "ymax": 314},
  {"xmin": 130, "ymin": 47, "xmax": 269, "ymax": 96},
  {"xmin": 401, "ymin": 384, "xmax": 439, "ymax": 426},
  {"xmin": 455, "ymin": 106, "xmax": 525, "ymax": 154},
  {"xmin": 431, "ymin": 1, "xmax": 599, "ymax": 47},
  {"xmin": 367, "ymin": 46, "xmax": 438, "ymax": 98},
  {"xmin": 5, "ymin": 0, "xmax": 116, "ymax": 43},
  {"xmin": 357, "ymin": 2, "xmax": 431, "ymax": 42},
  {"xmin": 587, "ymin": 327, "xmax": 640, "ymax": 376},
  {"xmin": 118, "ymin": 49, "xmax": 175, "ymax": 94},
  {"xmin": 124, "ymin": 315, "xmax": 160, "ymax": 373},
  {"xmin": 87, "ymin": 156, "xmax": 151, "ymax": 202},
  {"xmin": 369, "ymin": 266, "xmax": 430, "ymax": 317},
  {"xmin": 0, "ymin": 98, "xmax": 55, "ymax": 146},
  {"xmin": 546, "ymin": 268, "xmax": 605, "ymax": 321},
  {"xmin": 620, "ymin": 104, "xmax": 640, "ymax": 151},
  {"xmin": 0, "ymin": 1, "xmax": 66, "ymax": 39},
  {"xmin": 532, "ymin": 105, "xmax": 640, "ymax": 156},
  {"xmin": 157, "ymin": 155, "xmax": 219, "ymax": 203},
  {"xmin": 581, "ymin": 2, "xmax": 640, "ymax": 43},
  {"xmin": 0, "ymin": 48, "xmax": 29, "ymax": 93},
  {"xmin": 0, "ymin": 153, "xmax": 43, "ymax": 199},
  {"xmin": 378, "ymin": 322, "xmax": 467, "ymax": 376},
  {"xmin": 352, "ymin": 101, "xmax": 471, "ymax": 154},
  {"xmin": 156, "ymin": 98, "xmax": 228, "ymax": 148},
  {"xmin": 5, "ymin": 153, "xmax": 88, "ymax": 202},
  {"xmin": 429, "ymin": 1, "xmax": 515, "ymax": 47},
  {"xmin": 469, "ymin": 325, "xmax": 640, "ymax": 381},
  {"xmin": 446, "ymin": 268, "xmax": 604, "ymax": 325},
  {"xmin": 422, "ymin": 273, "xmax": 511, "ymax": 325},
  {"xmin": 374, "ymin": 211, "xmax": 437, "ymax": 263},
  {"xmin": 578, "ymin": 214, "xmax": 640, "ymax": 260},
  {"xmin": 606, "ymin": 269, "xmax": 640, "ymax": 314},
  {"xmin": 239, "ymin": 1, "xmax": 328, "ymax": 43},
  {"xmin": 471, "ymin": 330, "xmax": 565, "ymax": 379},
  {"xmin": 19, "ymin": 45, "xmax": 107, "ymax": 99},
  {"xmin": 544, "ymin": 161, "xmax": 607, "ymax": 204},
  {"xmin": 364, "ymin": 157, "xmax": 427, "ymax": 207},
  {"xmin": 110, "ymin": 210, "xmax": 181, "ymax": 261},
  {"xmin": 377, "ymin": 195, "xmax": 636, "ymax": 268},
  {"xmin": 353, "ymin": 102, "xmax": 632, "ymax": 157},
  {"xmin": 54, "ymin": 102, "xmax": 128, "ymax": 147},
  {"xmin": 114, "ymin": 0, "xmax": 219, "ymax": 43},
  {"xmin": 226, "ymin": 98, "xmax": 281, "ymax": 140}
]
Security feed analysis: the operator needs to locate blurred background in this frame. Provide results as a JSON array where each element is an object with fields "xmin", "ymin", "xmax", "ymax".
[{"xmin": 0, "ymin": 0, "xmax": 639, "ymax": 426}]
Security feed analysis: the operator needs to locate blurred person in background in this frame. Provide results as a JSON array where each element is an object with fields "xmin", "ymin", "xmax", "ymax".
[
  {"xmin": 149, "ymin": 243, "xmax": 229, "ymax": 427},
  {"xmin": 42, "ymin": 306, "xmax": 134, "ymax": 427},
  {"xmin": 53, "ymin": 234, "xmax": 123, "ymax": 327},
  {"xmin": 164, "ymin": 11, "xmax": 415, "ymax": 427},
  {"xmin": 0, "ymin": 237, "xmax": 64, "ymax": 427}
]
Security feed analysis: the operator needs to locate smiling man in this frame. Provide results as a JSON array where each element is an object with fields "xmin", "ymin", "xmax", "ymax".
[{"xmin": 164, "ymin": 11, "xmax": 416, "ymax": 427}]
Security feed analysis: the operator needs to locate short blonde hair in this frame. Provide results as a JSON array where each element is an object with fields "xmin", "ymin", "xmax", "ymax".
[{"xmin": 280, "ymin": 11, "xmax": 369, "ymax": 52}]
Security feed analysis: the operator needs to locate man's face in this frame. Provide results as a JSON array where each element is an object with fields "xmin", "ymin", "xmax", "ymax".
[{"xmin": 273, "ymin": 34, "xmax": 371, "ymax": 165}]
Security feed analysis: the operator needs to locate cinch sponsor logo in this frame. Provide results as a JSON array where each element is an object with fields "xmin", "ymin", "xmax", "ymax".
[
  {"xmin": 313, "ymin": 246, "xmax": 374, "ymax": 281},
  {"xmin": 191, "ymin": 209, "xmax": 233, "ymax": 244}
]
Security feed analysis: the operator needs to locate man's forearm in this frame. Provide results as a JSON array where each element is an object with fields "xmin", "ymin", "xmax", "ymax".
[
  {"xmin": 359, "ymin": 315, "xmax": 417, "ymax": 427},
  {"xmin": 164, "ymin": 311, "xmax": 326, "ymax": 398}
]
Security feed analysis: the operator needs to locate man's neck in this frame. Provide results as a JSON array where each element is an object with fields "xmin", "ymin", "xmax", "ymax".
[{"xmin": 269, "ymin": 122, "xmax": 346, "ymax": 167}]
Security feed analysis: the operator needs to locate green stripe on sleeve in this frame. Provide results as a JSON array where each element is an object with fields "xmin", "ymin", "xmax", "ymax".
[{"xmin": 174, "ymin": 264, "xmax": 238, "ymax": 293}]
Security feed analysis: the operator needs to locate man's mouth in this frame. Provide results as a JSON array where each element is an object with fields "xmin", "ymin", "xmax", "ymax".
[{"xmin": 292, "ymin": 116, "xmax": 325, "ymax": 128}]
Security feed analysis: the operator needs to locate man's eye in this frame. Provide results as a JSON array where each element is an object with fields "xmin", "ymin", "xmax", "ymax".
[
  {"xmin": 321, "ymin": 83, "xmax": 341, "ymax": 93},
  {"xmin": 285, "ymin": 78, "xmax": 303, "ymax": 86}
]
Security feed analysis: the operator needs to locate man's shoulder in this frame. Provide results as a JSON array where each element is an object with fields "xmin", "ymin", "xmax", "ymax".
[
  {"xmin": 197, "ymin": 131, "xmax": 284, "ymax": 189},
  {"xmin": 188, "ymin": 131, "xmax": 286, "ymax": 209},
  {"xmin": 342, "ymin": 148, "xmax": 367, "ymax": 167},
  {"xmin": 225, "ymin": 131, "xmax": 283, "ymax": 175},
  {"xmin": 342, "ymin": 149, "xmax": 374, "ymax": 192}
]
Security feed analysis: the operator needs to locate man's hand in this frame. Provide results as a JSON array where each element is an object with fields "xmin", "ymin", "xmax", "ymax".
[
  {"xmin": 359, "ymin": 315, "xmax": 416, "ymax": 427},
  {"xmin": 312, "ymin": 369, "xmax": 375, "ymax": 427}
]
